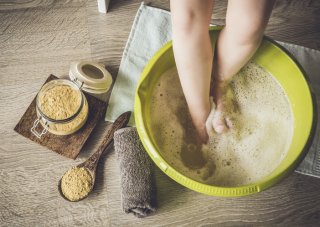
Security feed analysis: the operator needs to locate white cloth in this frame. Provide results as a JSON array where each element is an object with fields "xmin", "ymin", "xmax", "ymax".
[
  {"xmin": 105, "ymin": 3, "xmax": 320, "ymax": 178},
  {"xmin": 105, "ymin": 3, "xmax": 171, "ymax": 125}
]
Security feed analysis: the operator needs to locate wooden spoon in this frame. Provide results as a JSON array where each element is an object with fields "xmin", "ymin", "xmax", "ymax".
[{"xmin": 58, "ymin": 111, "xmax": 131, "ymax": 202}]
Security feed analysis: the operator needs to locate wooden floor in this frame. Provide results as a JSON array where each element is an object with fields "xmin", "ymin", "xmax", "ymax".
[{"xmin": 1, "ymin": 0, "xmax": 320, "ymax": 226}]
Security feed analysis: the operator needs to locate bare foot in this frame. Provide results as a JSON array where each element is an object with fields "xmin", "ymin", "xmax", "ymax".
[
  {"xmin": 187, "ymin": 106, "xmax": 210, "ymax": 144},
  {"xmin": 207, "ymin": 81, "xmax": 238, "ymax": 134},
  {"xmin": 194, "ymin": 121, "xmax": 209, "ymax": 144},
  {"xmin": 180, "ymin": 116, "xmax": 208, "ymax": 169}
]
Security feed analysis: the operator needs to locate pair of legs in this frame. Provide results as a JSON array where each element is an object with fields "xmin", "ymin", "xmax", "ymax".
[{"xmin": 171, "ymin": 0, "xmax": 275, "ymax": 142}]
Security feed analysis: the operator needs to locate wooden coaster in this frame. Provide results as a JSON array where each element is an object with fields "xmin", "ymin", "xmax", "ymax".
[{"xmin": 14, "ymin": 74, "xmax": 107, "ymax": 159}]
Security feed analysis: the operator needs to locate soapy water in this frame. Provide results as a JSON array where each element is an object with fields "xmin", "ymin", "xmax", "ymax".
[{"xmin": 149, "ymin": 63, "xmax": 293, "ymax": 187}]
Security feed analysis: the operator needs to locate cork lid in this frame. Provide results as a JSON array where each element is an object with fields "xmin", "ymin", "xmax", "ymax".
[{"xmin": 69, "ymin": 61, "xmax": 113, "ymax": 94}]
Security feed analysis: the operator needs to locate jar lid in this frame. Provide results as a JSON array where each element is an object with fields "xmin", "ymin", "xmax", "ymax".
[{"xmin": 69, "ymin": 61, "xmax": 113, "ymax": 94}]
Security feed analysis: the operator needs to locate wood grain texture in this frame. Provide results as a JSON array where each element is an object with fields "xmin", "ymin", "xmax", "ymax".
[
  {"xmin": 86, "ymin": 0, "xmax": 320, "ymax": 84},
  {"xmin": 0, "ymin": 0, "xmax": 54, "ymax": 11},
  {"xmin": 14, "ymin": 74, "xmax": 107, "ymax": 160},
  {"xmin": 78, "ymin": 111, "xmax": 130, "ymax": 173},
  {"xmin": 0, "ymin": 1, "xmax": 111, "ymax": 226},
  {"xmin": 1, "ymin": 0, "xmax": 320, "ymax": 226}
]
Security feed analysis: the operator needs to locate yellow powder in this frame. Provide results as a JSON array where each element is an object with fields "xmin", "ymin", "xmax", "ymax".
[
  {"xmin": 38, "ymin": 83, "xmax": 88, "ymax": 135},
  {"xmin": 39, "ymin": 84, "xmax": 81, "ymax": 120},
  {"xmin": 48, "ymin": 100, "xmax": 88, "ymax": 134},
  {"xmin": 61, "ymin": 167, "xmax": 93, "ymax": 201}
]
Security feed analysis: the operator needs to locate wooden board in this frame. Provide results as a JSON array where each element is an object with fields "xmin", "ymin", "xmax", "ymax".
[{"xmin": 14, "ymin": 74, "xmax": 107, "ymax": 159}]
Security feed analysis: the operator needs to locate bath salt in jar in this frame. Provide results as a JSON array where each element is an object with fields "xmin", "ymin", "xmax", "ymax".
[{"xmin": 31, "ymin": 61, "xmax": 112, "ymax": 138}]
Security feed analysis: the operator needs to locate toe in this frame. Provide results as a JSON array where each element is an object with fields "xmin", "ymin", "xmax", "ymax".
[
  {"xmin": 214, "ymin": 123, "xmax": 227, "ymax": 134},
  {"xmin": 213, "ymin": 113, "xmax": 228, "ymax": 134},
  {"xmin": 225, "ymin": 117, "xmax": 234, "ymax": 129}
]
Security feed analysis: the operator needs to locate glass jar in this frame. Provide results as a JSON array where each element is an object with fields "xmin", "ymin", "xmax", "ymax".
[
  {"xmin": 31, "ymin": 79, "xmax": 89, "ymax": 137},
  {"xmin": 31, "ymin": 61, "xmax": 112, "ymax": 138}
]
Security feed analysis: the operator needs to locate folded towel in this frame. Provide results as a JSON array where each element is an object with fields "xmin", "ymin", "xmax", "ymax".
[{"xmin": 114, "ymin": 127, "xmax": 156, "ymax": 218}]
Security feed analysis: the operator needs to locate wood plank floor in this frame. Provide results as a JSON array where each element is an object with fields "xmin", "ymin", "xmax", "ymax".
[{"xmin": 1, "ymin": 0, "xmax": 320, "ymax": 226}]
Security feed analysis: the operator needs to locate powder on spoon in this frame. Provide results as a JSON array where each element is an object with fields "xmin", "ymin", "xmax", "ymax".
[{"xmin": 61, "ymin": 167, "xmax": 93, "ymax": 201}]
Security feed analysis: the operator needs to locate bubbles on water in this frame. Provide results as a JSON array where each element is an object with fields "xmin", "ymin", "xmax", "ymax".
[{"xmin": 148, "ymin": 63, "xmax": 293, "ymax": 187}]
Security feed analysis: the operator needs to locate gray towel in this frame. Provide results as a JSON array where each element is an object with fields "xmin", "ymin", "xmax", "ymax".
[{"xmin": 114, "ymin": 127, "xmax": 156, "ymax": 218}]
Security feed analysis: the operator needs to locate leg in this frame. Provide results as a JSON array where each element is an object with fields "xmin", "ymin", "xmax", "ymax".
[
  {"xmin": 211, "ymin": 0, "xmax": 276, "ymax": 134},
  {"xmin": 170, "ymin": 0, "xmax": 214, "ymax": 142}
]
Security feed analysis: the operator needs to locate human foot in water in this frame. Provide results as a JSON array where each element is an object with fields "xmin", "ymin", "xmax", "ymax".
[{"xmin": 207, "ymin": 80, "xmax": 238, "ymax": 135}]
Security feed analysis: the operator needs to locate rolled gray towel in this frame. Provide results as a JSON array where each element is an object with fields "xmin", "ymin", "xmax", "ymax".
[{"xmin": 114, "ymin": 127, "xmax": 156, "ymax": 218}]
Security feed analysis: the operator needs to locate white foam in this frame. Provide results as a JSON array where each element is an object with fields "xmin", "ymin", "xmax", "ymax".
[{"xmin": 149, "ymin": 63, "xmax": 293, "ymax": 187}]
